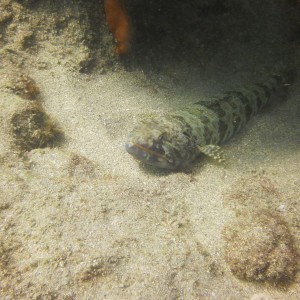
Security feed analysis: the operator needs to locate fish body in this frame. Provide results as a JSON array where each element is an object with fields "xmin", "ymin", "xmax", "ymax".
[{"xmin": 126, "ymin": 69, "xmax": 296, "ymax": 169}]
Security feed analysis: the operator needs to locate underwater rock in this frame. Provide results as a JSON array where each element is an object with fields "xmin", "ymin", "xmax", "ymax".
[
  {"xmin": 16, "ymin": 27, "xmax": 36, "ymax": 50},
  {"xmin": 223, "ymin": 210, "xmax": 298, "ymax": 284},
  {"xmin": 0, "ymin": 69, "xmax": 40, "ymax": 100},
  {"xmin": 0, "ymin": 71, "xmax": 63, "ymax": 154},
  {"xmin": 1, "ymin": 95, "xmax": 60, "ymax": 154},
  {"xmin": 11, "ymin": 103, "xmax": 63, "ymax": 152},
  {"xmin": 0, "ymin": 0, "xmax": 110, "ymax": 73}
]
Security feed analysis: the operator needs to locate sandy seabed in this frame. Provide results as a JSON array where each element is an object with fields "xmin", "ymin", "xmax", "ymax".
[{"xmin": 0, "ymin": 0, "xmax": 300, "ymax": 299}]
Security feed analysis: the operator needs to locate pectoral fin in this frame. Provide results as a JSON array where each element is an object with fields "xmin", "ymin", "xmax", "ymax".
[{"xmin": 197, "ymin": 145, "xmax": 225, "ymax": 163}]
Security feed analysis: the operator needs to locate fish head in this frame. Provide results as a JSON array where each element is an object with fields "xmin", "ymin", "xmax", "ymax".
[{"xmin": 125, "ymin": 116, "xmax": 194, "ymax": 169}]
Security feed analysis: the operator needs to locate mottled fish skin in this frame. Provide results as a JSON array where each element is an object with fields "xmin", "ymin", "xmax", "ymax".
[{"xmin": 126, "ymin": 69, "xmax": 296, "ymax": 169}]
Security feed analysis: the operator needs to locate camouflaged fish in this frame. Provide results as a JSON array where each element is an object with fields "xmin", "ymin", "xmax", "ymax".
[{"xmin": 126, "ymin": 68, "xmax": 295, "ymax": 169}]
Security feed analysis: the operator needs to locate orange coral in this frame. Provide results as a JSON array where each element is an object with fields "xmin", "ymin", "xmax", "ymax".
[{"xmin": 104, "ymin": 0, "xmax": 131, "ymax": 55}]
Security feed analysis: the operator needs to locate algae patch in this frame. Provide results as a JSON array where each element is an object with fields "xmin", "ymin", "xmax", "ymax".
[
  {"xmin": 0, "ymin": 89, "xmax": 63, "ymax": 154},
  {"xmin": 0, "ymin": 66, "xmax": 64, "ymax": 154},
  {"xmin": 0, "ymin": 70, "xmax": 40, "ymax": 100},
  {"xmin": 223, "ymin": 210, "xmax": 298, "ymax": 284},
  {"xmin": 77, "ymin": 255, "xmax": 123, "ymax": 282},
  {"xmin": 222, "ymin": 174, "xmax": 299, "ymax": 285},
  {"xmin": 11, "ymin": 104, "xmax": 63, "ymax": 152}
]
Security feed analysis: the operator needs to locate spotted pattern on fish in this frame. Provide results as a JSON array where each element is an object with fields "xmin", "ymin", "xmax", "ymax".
[{"xmin": 126, "ymin": 69, "xmax": 296, "ymax": 169}]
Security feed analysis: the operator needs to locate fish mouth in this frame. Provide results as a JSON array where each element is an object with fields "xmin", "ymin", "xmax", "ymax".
[
  {"xmin": 126, "ymin": 142, "xmax": 165, "ymax": 160},
  {"xmin": 125, "ymin": 142, "xmax": 149, "ymax": 160},
  {"xmin": 125, "ymin": 142, "xmax": 172, "ymax": 168}
]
